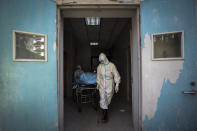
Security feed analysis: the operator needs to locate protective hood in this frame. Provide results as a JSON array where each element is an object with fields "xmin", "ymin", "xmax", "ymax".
[{"xmin": 99, "ymin": 53, "xmax": 109, "ymax": 65}]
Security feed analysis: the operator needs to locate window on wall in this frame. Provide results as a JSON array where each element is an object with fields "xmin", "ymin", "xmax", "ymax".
[{"xmin": 152, "ymin": 31, "xmax": 184, "ymax": 60}]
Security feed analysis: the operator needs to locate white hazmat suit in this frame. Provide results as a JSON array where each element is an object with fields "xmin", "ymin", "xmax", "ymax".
[{"xmin": 97, "ymin": 53, "xmax": 121, "ymax": 109}]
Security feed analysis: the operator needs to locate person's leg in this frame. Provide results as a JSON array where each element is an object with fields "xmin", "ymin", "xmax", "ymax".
[
  {"xmin": 101, "ymin": 109, "xmax": 105, "ymax": 120},
  {"xmin": 104, "ymin": 109, "xmax": 108, "ymax": 120},
  {"xmin": 99, "ymin": 89, "xmax": 109, "ymax": 123},
  {"xmin": 99, "ymin": 89, "xmax": 108, "ymax": 109},
  {"xmin": 101, "ymin": 109, "xmax": 108, "ymax": 123},
  {"xmin": 101, "ymin": 91, "xmax": 113, "ymax": 122}
]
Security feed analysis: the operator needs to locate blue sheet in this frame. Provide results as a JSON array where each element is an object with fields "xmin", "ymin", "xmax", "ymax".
[{"xmin": 73, "ymin": 72, "xmax": 97, "ymax": 89}]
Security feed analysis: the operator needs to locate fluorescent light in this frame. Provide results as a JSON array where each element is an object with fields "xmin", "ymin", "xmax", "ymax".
[
  {"xmin": 90, "ymin": 42, "xmax": 99, "ymax": 46},
  {"xmin": 85, "ymin": 17, "xmax": 100, "ymax": 25}
]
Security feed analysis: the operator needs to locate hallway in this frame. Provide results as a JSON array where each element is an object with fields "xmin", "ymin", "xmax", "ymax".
[{"xmin": 64, "ymin": 96, "xmax": 133, "ymax": 131}]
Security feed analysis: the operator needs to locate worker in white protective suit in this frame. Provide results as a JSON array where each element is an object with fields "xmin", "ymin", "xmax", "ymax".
[{"xmin": 96, "ymin": 53, "xmax": 121, "ymax": 123}]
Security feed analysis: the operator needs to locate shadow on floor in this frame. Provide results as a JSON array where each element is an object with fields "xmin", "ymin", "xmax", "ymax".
[{"xmin": 64, "ymin": 96, "xmax": 133, "ymax": 131}]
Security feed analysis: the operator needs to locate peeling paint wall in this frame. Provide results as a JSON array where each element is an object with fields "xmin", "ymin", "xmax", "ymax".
[
  {"xmin": 142, "ymin": 33, "xmax": 184, "ymax": 120},
  {"xmin": 141, "ymin": 0, "xmax": 197, "ymax": 131},
  {"xmin": 0, "ymin": 0, "xmax": 58, "ymax": 131}
]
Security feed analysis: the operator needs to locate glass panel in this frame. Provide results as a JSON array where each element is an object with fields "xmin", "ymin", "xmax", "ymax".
[
  {"xmin": 15, "ymin": 32, "xmax": 46, "ymax": 60},
  {"xmin": 153, "ymin": 32, "xmax": 182, "ymax": 59}
]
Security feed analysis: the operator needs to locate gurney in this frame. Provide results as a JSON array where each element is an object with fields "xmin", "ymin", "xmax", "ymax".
[{"xmin": 72, "ymin": 72, "xmax": 99, "ymax": 112}]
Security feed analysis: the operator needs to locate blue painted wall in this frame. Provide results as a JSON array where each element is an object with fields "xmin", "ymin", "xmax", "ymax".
[
  {"xmin": 141, "ymin": 0, "xmax": 197, "ymax": 131},
  {"xmin": 0, "ymin": 0, "xmax": 58, "ymax": 131}
]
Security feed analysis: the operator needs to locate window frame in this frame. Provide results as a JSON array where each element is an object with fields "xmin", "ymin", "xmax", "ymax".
[
  {"xmin": 152, "ymin": 30, "xmax": 184, "ymax": 61},
  {"xmin": 13, "ymin": 30, "xmax": 47, "ymax": 62}
]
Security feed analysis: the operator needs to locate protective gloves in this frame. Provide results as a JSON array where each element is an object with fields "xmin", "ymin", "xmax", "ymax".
[{"xmin": 115, "ymin": 85, "xmax": 119, "ymax": 93}]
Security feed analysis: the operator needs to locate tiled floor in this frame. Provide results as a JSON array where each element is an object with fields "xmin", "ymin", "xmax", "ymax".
[{"xmin": 64, "ymin": 96, "xmax": 133, "ymax": 131}]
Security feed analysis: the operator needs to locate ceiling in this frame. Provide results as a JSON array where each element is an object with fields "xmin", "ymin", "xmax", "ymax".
[{"xmin": 64, "ymin": 18, "xmax": 131, "ymax": 49}]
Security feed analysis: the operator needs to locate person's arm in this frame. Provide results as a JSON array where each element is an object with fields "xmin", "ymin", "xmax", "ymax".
[
  {"xmin": 112, "ymin": 64, "xmax": 121, "ymax": 93},
  {"xmin": 96, "ymin": 65, "xmax": 101, "ymax": 90}
]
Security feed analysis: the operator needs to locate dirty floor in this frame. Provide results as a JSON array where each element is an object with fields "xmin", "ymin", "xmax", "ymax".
[{"xmin": 64, "ymin": 96, "xmax": 133, "ymax": 131}]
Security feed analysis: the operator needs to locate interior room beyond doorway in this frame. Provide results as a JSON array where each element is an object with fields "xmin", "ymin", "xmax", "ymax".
[{"xmin": 59, "ymin": 7, "xmax": 139, "ymax": 131}]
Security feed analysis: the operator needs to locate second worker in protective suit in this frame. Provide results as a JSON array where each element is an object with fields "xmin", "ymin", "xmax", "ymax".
[{"xmin": 96, "ymin": 53, "xmax": 121, "ymax": 123}]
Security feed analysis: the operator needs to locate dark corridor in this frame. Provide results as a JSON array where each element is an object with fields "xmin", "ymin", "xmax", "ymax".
[{"xmin": 63, "ymin": 18, "xmax": 133, "ymax": 131}]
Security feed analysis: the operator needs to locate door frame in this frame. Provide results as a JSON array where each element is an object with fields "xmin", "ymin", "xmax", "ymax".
[{"xmin": 56, "ymin": 5, "xmax": 142, "ymax": 131}]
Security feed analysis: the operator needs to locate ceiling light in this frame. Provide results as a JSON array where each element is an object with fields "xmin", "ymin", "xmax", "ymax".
[
  {"xmin": 90, "ymin": 42, "xmax": 99, "ymax": 46},
  {"xmin": 85, "ymin": 17, "xmax": 100, "ymax": 25}
]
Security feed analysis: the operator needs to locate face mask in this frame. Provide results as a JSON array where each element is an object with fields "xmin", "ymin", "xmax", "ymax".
[{"xmin": 100, "ymin": 61, "xmax": 104, "ymax": 64}]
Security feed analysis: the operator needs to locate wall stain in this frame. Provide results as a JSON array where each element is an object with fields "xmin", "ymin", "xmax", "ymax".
[
  {"xmin": 53, "ymin": 42, "xmax": 56, "ymax": 51},
  {"xmin": 141, "ymin": 0, "xmax": 197, "ymax": 130},
  {"xmin": 142, "ymin": 33, "xmax": 183, "ymax": 120},
  {"xmin": 0, "ymin": 0, "xmax": 58, "ymax": 131}
]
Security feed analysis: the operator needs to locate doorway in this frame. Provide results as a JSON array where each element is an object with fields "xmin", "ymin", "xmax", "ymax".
[{"xmin": 57, "ymin": 6, "xmax": 141, "ymax": 131}]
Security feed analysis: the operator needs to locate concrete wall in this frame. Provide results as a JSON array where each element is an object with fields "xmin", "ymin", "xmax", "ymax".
[
  {"xmin": 141, "ymin": 0, "xmax": 197, "ymax": 130},
  {"xmin": 75, "ymin": 42, "xmax": 91, "ymax": 72},
  {"xmin": 0, "ymin": 0, "xmax": 58, "ymax": 131},
  {"xmin": 64, "ymin": 30, "xmax": 77, "ymax": 97},
  {"xmin": 111, "ymin": 23, "xmax": 131, "ymax": 102},
  {"xmin": 64, "ymin": 22, "xmax": 91, "ymax": 97}
]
